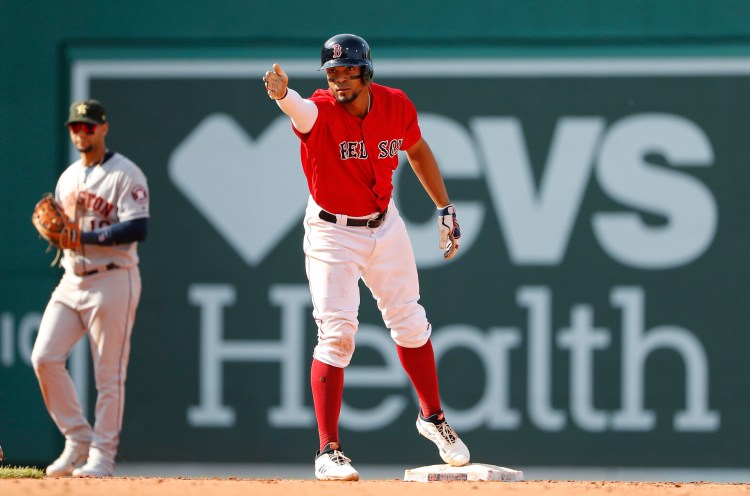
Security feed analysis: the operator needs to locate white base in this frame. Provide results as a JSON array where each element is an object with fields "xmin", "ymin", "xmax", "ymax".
[{"xmin": 404, "ymin": 463, "xmax": 524, "ymax": 482}]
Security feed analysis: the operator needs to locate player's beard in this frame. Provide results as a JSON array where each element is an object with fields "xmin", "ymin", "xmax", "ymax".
[
  {"xmin": 72, "ymin": 136, "xmax": 95, "ymax": 153},
  {"xmin": 335, "ymin": 85, "xmax": 364, "ymax": 105}
]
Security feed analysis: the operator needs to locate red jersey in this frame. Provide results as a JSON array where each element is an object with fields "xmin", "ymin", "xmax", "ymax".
[{"xmin": 293, "ymin": 82, "xmax": 422, "ymax": 216}]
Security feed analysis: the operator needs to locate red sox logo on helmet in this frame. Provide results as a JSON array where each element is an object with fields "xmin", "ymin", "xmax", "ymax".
[{"xmin": 332, "ymin": 44, "xmax": 342, "ymax": 59}]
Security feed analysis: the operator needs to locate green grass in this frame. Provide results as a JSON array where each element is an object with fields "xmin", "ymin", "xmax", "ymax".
[{"xmin": 0, "ymin": 465, "xmax": 45, "ymax": 479}]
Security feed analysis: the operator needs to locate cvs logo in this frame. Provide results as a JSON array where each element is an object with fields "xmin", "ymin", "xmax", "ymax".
[{"xmin": 408, "ymin": 113, "xmax": 717, "ymax": 269}]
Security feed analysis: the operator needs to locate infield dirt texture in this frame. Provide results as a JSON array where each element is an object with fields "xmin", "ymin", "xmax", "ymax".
[{"xmin": 3, "ymin": 478, "xmax": 750, "ymax": 496}]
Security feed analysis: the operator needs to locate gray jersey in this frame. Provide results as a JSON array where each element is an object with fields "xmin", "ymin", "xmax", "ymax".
[{"xmin": 56, "ymin": 151, "xmax": 149, "ymax": 275}]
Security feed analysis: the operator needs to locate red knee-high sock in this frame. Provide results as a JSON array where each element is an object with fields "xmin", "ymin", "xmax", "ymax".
[
  {"xmin": 310, "ymin": 358, "xmax": 345, "ymax": 451},
  {"xmin": 397, "ymin": 339, "xmax": 442, "ymax": 417}
]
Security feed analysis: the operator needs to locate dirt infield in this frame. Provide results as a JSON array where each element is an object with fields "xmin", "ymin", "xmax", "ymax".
[{"xmin": 3, "ymin": 478, "xmax": 750, "ymax": 496}]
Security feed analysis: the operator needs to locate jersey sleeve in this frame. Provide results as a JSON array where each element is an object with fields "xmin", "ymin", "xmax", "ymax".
[
  {"xmin": 292, "ymin": 90, "xmax": 332, "ymax": 142},
  {"xmin": 117, "ymin": 164, "xmax": 150, "ymax": 222},
  {"xmin": 55, "ymin": 165, "xmax": 79, "ymax": 219}
]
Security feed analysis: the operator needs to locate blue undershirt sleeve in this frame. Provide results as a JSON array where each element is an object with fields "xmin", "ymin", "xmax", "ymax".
[{"xmin": 80, "ymin": 218, "xmax": 148, "ymax": 245}]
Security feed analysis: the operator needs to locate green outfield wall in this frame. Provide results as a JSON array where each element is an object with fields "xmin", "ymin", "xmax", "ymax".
[{"xmin": 2, "ymin": 1, "xmax": 750, "ymax": 471}]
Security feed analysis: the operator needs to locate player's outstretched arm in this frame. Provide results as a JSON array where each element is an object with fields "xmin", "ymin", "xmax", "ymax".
[{"xmin": 263, "ymin": 63, "xmax": 318, "ymax": 133}]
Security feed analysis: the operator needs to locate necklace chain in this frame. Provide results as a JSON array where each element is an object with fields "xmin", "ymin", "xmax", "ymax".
[{"xmin": 84, "ymin": 150, "xmax": 107, "ymax": 167}]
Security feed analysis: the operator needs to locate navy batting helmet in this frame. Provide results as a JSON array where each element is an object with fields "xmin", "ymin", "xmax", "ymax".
[{"xmin": 319, "ymin": 34, "xmax": 374, "ymax": 81}]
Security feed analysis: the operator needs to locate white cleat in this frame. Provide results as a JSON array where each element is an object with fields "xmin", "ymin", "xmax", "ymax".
[
  {"xmin": 314, "ymin": 442, "xmax": 360, "ymax": 481},
  {"xmin": 72, "ymin": 458, "xmax": 114, "ymax": 478},
  {"xmin": 416, "ymin": 411, "xmax": 471, "ymax": 467},
  {"xmin": 45, "ymin": 443, "xmax": 90, "ymax": 477}
]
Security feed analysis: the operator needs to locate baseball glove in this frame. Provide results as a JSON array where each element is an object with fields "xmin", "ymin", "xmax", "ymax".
[{"xmin": 31, "ymin": 194, "xmax": 80, "ymax": 252}]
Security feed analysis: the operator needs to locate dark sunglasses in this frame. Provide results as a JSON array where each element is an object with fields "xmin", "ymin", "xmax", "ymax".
[{"xmin": 68, "ymin": 122, "xmax": 98, "ymax": 134}]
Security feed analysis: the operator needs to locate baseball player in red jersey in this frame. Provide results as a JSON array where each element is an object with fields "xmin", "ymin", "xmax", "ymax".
[
  {"xmin": 264, "ymin": 34, "xmax": 469, "ymax": 481},
  {"xmin": 31, "ymin": 100, "xmax": 149, "ymax": 477}
]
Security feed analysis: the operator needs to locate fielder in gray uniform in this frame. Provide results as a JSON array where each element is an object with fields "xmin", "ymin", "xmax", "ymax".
[{"xmin": 31, "ymin": 99, "xmax": 149, "ymax": 477}]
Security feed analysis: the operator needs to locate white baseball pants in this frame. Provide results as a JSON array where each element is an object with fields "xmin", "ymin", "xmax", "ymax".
[
  {"xmin": 31, "ymin": 266, "xmax": 141, "ymax": 466},
  {"xmin": 303, "ymin": 196, "xmax": 431, "ymax": 368}
]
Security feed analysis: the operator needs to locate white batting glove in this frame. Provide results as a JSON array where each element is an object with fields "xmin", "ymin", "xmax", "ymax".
[
  {"xmin": 437, "ymin": 204, "xmax": 461, "ymax": 260},
  {"xmin": 263, "ymin": 63, "xmax": 289, "ymax": 100}
]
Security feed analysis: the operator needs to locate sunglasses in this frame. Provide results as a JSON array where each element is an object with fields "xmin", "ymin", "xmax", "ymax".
[{"xmin": 68, "ymin": 123, "xmax": 98, "ymax": 134}]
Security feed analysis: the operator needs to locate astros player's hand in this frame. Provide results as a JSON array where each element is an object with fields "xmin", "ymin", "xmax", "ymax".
[
  {"xmin": 438, "ymin": 204, "xmax": 461, "ymax": 260},
  {"xmin": 263, "ymin": 63, "xmax": 289, "ymax": 100}
]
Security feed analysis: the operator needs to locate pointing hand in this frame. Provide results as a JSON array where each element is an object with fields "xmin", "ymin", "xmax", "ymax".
[{"xmin": 263, "ymin": 63, "xmax": 289, "ymax": 100}]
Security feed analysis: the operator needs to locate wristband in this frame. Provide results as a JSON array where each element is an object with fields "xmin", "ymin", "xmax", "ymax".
[{"xmin": 437, "ymin": 204, "xmax": 455, "ymax": 215}]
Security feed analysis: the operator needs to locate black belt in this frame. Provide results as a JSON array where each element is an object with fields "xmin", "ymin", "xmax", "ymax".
[
  {"xmin": 319, "ymin": 208, "xmax": 388, "ymax": 228},
  {"xmin": 81, "ymin": 263, "xmax": 119, "ymax": 277}
]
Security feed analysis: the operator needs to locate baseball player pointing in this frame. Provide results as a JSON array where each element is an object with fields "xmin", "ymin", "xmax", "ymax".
[{"xmin": 264, "ymin": 34, "xmax": 468, "ymax": 481}]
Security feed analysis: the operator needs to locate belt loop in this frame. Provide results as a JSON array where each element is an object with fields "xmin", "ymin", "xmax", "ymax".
[{"xmin": 335, "ymin": 214, "xmax": 348, "ymax": 226}]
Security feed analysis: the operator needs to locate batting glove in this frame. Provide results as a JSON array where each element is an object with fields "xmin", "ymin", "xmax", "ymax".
[{"xmin": 437, "ymin": 204, "xmax": 461, "ymax": 260}]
